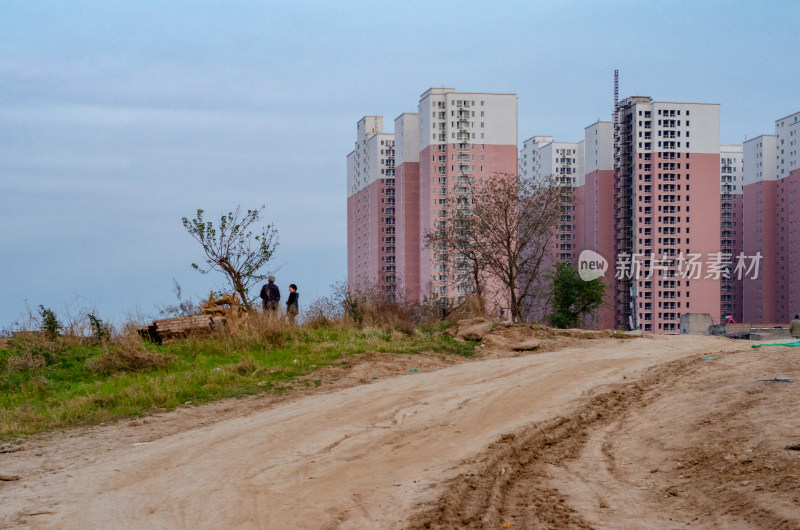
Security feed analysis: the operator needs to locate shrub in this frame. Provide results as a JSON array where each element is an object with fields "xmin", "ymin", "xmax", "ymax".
[
  {"xmin": 6, "ymin": 350, "xmax": 47, "ymax": 374},
  {"xmin": 39, "ymin": 306, "xmax": 62, "ymax": 340},
  {"xmin": 88, "ymin": 313, "xmax": 111, "ymax": 343},
  {"xmin": 86, "ymin": 346, "xmax": 172, "ymax": 374},
  {"xmin": 230, "ymin": 356, "xmax": 259, "ymax": 376}
]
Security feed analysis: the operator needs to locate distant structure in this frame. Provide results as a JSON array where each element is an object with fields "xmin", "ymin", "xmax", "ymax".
[
  {"xmin": 347, "ymin": 79, "xmax": 799, "ymax": 333},
  {"xmin": 719, "ymin": 144, "xmax": 744, "ymax": 323},
  {"xmin": 742, "ymin": 111, "xmax": 800, "ymax": 323},
  {"xmin": 611, "ymin": 97, "xmax": 723, "ymax": 332},
  {"xmin": 346, "ymin": 117, "xmax": 397, "ymax": 296},
  {"xmin": 347, "ymin": 88, "xmax": 518, "ymax": 312},
  {"xmin": 577, "ymin": 120, "xmax": 616, "ymax": 329},
  {"xmin": 519, "ymin": 135, "xmax": 583, "ymax": 266}
]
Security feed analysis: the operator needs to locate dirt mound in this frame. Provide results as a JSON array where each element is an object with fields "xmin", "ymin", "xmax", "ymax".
[
  {"xmin": 308, "ymin": 351, "xmax": 468, "ymax": 388},
  {"xmin": 473, "ymin": 322, "xmax": 635, "ymax": 358}
]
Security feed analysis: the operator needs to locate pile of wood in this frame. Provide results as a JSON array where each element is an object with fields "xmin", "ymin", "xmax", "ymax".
[
  {"xmin": 137, "ymin": 315, "xmax": 225, "ymax": 345},
  {"xmin": 137, "ymin": 292, "xmax": 246, "ymax": 345}
]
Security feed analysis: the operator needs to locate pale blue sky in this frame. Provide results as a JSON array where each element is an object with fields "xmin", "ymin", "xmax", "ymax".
[{"xmin": 1, "ymin": 0, "xmax": 798, "ymax": 327}]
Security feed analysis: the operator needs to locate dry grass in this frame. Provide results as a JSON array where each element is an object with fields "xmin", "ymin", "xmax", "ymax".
[
  {"xmin": 229, "ymin": 356, "xmax": 259, "ymax": 376},
  {"xmin": 86, "ymin": 346, "xmax": 173, "ymax": 374},
  {"xmin": 5, "ymin": 350, "xmax": 46, "ymax": 374}
]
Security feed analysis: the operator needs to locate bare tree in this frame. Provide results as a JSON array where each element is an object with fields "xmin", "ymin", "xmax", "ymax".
[
  {"xmin": 475, "ymin": 174, "xmax": 564, "ymax": 321},
  {"xmin": 182, "ymin": 206, "xmax": 278, "ymax": 311},
  {"xmin": 425, "ymin": 173, "xmax": 563, "ymax": 322},
  {"xmin": 423, "ymin": 192, "xmax": 486, "ymax": 314}
]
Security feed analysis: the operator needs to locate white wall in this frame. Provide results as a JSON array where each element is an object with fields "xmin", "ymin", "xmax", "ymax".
[
  {"xmin": 743, "ymin": 135, "xmax": 777, "ymax": 186},
  {"xmin": 775, "ymin": 111, "xmax": 800, "ymax": 178},
  {"xmin": 394, "ymin": 113, "xmax": 420, "ymax": 164},
  {"xmin": 650, "ymin": 102, "xmax": 720, "ymax": 154},
  {"xmin": 583, "ymin": 121, "xmax": 613, "ymax": 174}
]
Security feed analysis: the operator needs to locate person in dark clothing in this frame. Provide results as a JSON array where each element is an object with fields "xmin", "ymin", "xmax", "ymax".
[
  {"xmin": 259, "ymin": 275, "xmax": 281, "ymax": 312},
  {"xmin": 286, "ymin": 284, "xmax": 299, "ymax": 325}
]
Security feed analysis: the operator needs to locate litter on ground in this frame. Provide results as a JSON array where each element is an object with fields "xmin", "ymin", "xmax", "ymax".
[{"xmin": 751, "ymin": 340, "xmax": 800, "ymax": 348}]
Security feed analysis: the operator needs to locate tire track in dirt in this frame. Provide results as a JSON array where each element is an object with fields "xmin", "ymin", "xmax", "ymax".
[
  {"xmin": 409, "ymin": 357, "xmax": 699, "ymax": 529},
  {"xmin": 410, "ymin": 346, "xmax": 800, "ymax": 530}
]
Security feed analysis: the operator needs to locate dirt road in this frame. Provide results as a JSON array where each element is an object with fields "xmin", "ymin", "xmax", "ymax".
[{"xmin": 1, "ymin": 335, "xmax": 797, "ymax": 529}]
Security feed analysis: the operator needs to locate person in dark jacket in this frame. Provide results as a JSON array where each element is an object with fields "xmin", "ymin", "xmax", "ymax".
[
  {"xmin": 286, "ymin": 284, "xmax": 299, "ymax": 324},
  {"xmin": 259, "ymin": 276, "xmax": 281, "ymax": 312}
]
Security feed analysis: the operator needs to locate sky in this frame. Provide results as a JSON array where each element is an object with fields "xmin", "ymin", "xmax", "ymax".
[{"xmin": 1, "ymin": 0, "xmax": 798, "ymax": 329}]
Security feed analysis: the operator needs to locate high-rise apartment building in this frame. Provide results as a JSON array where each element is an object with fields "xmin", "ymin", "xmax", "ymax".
[
  {"xmin": 394, "ymin": 113, "xmax": 421, "ymax": 301},
  {"xmin": 774, "ymin": 112, "xmax": 800, "ymax": 319},
  {"xmin": 742, "ymin": 134, "xmax": 778, "ymax": 322},
  {"xmin": 348, "ymin": 89, "xmax": 517, "ymax": 311},
  {"xmin": 346, "ymin": 117, "xmax": 396, "ymax": 294},
  {"xmin": 743, "ymin": 111, "xmax": 800, "ymax": 322},
  {"xmin": 519, "ymin": 136, "xmax": 584, "ymax": 266},
  {"xmin": 417, "ymin": 88, "xmax": 518, "ymax": 306},
  {"xmin": 720, "ymin": 145, "xmax": 744, "ymax": 322},
  {"xmin": 613, "ymin": 98, "xmax": 722, "ymax": 332},
  {"xmin": 347, "ymin": 89, "xmax": 790, "ymax": 334},
  {"xmin": 577, "ymin": 121, "xmax": 615, "ymax": 329}
]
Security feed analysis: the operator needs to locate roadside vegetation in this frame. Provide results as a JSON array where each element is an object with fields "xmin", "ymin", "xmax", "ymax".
[{"xmin": 0, "ymin": 309, "xmax": 473, "ymax": 441}]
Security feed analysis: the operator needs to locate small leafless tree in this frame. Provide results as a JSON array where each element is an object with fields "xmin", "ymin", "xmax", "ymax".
[
  {"xmin": 425, "ymin": 173, "xmax": 563, "ymax": 322},
  {"xmin": 423, "ymin": 203, "xmax": 485, "ymax": 315}
]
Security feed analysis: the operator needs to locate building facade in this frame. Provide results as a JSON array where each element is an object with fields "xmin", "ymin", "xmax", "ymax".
[
  {"xmin": 519, "ymin": 136, "xmax": 584, "ymax": 266},
  {"xmin": 577, "ymin": 121, "xmax": 615, "ymax": 329},
  {"xmin": 417, "ymin": 88, "xmax": 518, "ymax": 307},
  {"xmin": 346, "ymin": 117, "xmax": 397, "ymax": 294},
  {"xmin": 613, "ymin": 98, "xmax": 722, "ymax": 333},
  {"xmin": 720, "ymin": 144, "xmax": 744, "ymax": 322},
  {"xmin": 348, "ymin": 89, "xmax": 517, "ymax": 311},
  {"xmin": 775, "ymin": 112, "xmax": 800, "ymax": 320},
  {"xmin": 742, "ymin": 111, "xmax": 800, "ymax": 323},
  {"xmin": 394, "ymin": 113, "xmax": 421, "ymax": 302},
  {"xmin": 742, "ymin": 134, "xmax": 778, "ymax": 323}
]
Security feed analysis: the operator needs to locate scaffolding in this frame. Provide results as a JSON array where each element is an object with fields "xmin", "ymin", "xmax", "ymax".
[{"xmin": 613, "ymin": 83, "xmax": 653, "ymax": 329}]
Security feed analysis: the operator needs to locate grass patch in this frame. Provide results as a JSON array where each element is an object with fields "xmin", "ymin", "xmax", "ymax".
[{"xmin": 0, "ymin": 324, "xmax": 472, "ymax": 441}]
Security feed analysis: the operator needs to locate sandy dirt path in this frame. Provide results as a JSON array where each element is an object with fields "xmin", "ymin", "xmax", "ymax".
[{"xmin": 0, "ymin": 335, "xmax": 749, "ymax": 528}]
